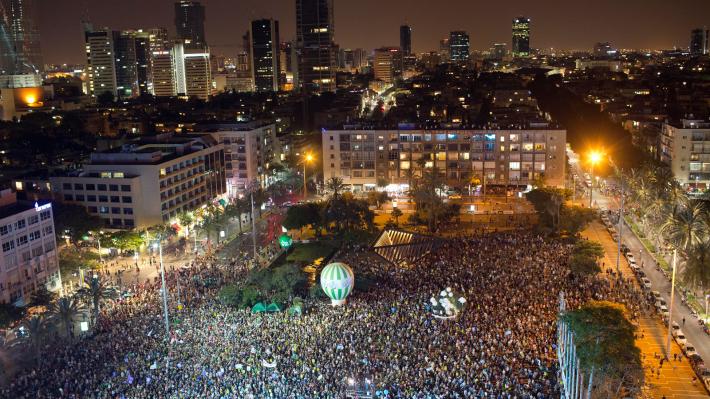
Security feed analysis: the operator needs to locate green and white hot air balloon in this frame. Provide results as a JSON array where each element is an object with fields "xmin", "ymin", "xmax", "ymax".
[{"xmin": 320, "ymin": 262, "xmax": 354, "ymax": 306}]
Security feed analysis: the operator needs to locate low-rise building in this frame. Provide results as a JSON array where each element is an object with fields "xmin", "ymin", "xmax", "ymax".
[
  {"xmin": 322, "ymin": 125, "xmax": 566, "ymax": 192},
  {"xmin": 661, "ymin": 119, "xmax": 710, "ymax": 190},
  {"xmin": 49, "ymin": 134, "xmax": 226, "ymax": 229},
  {"xmin": 0, "ymin": 189, "xmax": 60, "ymax": 305}
]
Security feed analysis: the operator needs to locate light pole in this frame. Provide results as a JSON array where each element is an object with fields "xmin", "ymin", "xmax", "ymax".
[
  {"xmin": 251, "ymin": 191, "xmax": 258, "ymax": 263},
  {"xmin": 152, "ymin": 240, "xmax": 170, "ymax": 337},
  {"xmin": 97, "ymin": 230, "xmax": 104, "ymax": 263},
  {"xmin": 666, "ymin": 249, "xmax": 677, "ymax": 358},
  {"xmin": 303, "ymin": 153, "xmax": 313, "ymax": 200},
  {"xmin": 588, "ymin": 151, "xmax": 602, "ymax": 208}
]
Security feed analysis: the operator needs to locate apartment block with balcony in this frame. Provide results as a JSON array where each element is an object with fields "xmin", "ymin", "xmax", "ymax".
[
  {"xmin": 193, "ymin": 122, "xmax": 280, "ymax": 195},
  {"xmin": 661, "ymin": 119, "xmax": 710, "ymax": 190},
  {"xmin": 0, "ymin": 189, "xmax": 60, "ymax": 305},
  {"xmin": 50, "ymin": 134, "xmax": 226, "ymax": 229},
  {"xmin": 322, "ymin": 126, "xmax": 566, "ymax": 192}
]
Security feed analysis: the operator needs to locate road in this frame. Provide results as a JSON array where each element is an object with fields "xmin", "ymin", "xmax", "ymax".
[{"xmin": 569, "ymin": 151, "xmax": 710, "ymax": 374}]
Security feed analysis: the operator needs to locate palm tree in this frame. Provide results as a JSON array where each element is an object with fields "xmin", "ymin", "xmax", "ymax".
[
  {"xmin": 325, "ymin": 177, "xmax": 346, "ymax": 199},
  {"xmin": 683, "ymin": 239, "xmax": 710, "ymax": 291},
  {"xmin": 661, "ymin": 198, "xmax": 708, "ymax": 253},
  {"xmin": 49, "ymin": 296, "xmax": 84, "ymax": 339},
  {"xmin": 77, "ymin": 277, "xmax": 116, "ymax": 327},
  {"xmin": 177, "ymin": 212, "xmax": 194, "ymax": 239},
  {"xmin": 21, "ymin": 315, "xmax": 50, "ymax": 362}
]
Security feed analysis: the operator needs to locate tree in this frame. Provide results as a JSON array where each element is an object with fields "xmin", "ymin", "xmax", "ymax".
[
  {"xmin": 569, "ymin": 240, "xmax": 604, "ymax": 278},
  {"xmin": 49, "ymin": 296, "xmax": 84, "ymax": 338},
  {"xmin": 662, "ymin": 198, "xmax": 708, "ymax": 252},
  {"xmin": 52, "ymin": 203, "xmax": 103, "ymax": 246},
  {"xmin": 0, "ymin": 303, "xmax": 24, "ymax": 328},
  {"xmin": 29, "ymin": 286, "xmax": 56, "ymax": 308},
  {"xmin": 561, "ymin": 301, "xmax": 643, "ymax": 397},
  {"xmin": 108, "ymin": 230, "xmax": 144, "ymax": 254},
  {"xmin": 21, "ymin": 315, "xmax": 51, "ymax": 362},
  {"xmin": 558, "ymin": 205, "xmax": 596, "ymax": 236},
  {"xmin": 77, "ymin": 277, "xmax": 116, "ymax": 327},
  {"xmin": 366, "ymin": 191, "xmax": 391, "ymax": 210},
  {"xmin": 409, "ymin": 166, "xmax": 448, "ymax": 232},
  {"xmin": 390, "ymin": 208, "xmax": 403, "ymax": 225},
  {"xmin": 177, "ymin": 212, "xmax": 195, "ymax": 237},
  {"xmin": 525, "ymin": 187, "xmax": 570, "ymax": 230},
  {"xmin": 325, "ymin": 177, "xmax": 346, "ymax": 199},
  {"xmin": 283, "ymin": 203, "xmax": 321, "ymax": 232},
  {"xmin": 683, "ymin": 239, "xmax": 710, "ymax": 291}
]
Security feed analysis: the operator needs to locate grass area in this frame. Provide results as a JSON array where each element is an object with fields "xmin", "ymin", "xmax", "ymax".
[{"xmin": 286, "ymin": 242, "xmax": 336, "ymax": 264}]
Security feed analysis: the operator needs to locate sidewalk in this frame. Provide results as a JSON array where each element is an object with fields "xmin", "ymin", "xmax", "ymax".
[{"xmin": 584, "ymin": 220, "xmax": 708, "ymax": 398}]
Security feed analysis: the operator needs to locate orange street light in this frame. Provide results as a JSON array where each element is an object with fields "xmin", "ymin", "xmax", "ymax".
[
  {"xmin": 303, "ymin": 153, "xmax": 314, "ymax": 199},
  {"xmin": 588, "ymin": 150, "xmax": 604, "ymax": 208}
]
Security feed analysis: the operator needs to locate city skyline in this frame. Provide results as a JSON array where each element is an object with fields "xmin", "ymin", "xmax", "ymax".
[{"xmin": 37, "ymin": 0, "xmax": 710, "ymax": 65}]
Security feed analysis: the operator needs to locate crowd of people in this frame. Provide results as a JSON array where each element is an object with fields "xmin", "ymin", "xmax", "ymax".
[{"xmin": 3, "ymin": 232, "xmax": 647, "ymax": 398}]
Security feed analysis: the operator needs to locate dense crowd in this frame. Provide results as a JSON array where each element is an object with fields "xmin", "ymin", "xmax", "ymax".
[{"xmin": 3, "ymin": 232, "xmax": 646, "ymax": 398}]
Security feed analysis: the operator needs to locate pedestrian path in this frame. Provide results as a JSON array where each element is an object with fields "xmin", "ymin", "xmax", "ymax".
[{"xmin": 583, "ymin": 220, "xmax": 709, "ymax": 398}]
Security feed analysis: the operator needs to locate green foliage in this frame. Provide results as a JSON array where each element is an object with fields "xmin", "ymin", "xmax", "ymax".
[
  {"xmin": 283, "ymin": 203, "xmax": 322, "ymax": 231},
  {"xmin": 218, "ymin": 284, "xmax": 262, "ymax": 309},
  {"xmin": 29, "ymin": 286, "xmax": 56, "ymax": 308},
  {"xmin": 286, "ymin": 242, "xmax": 335, "ymax": 263},
  {"xmin": 559, "ymin": 205, "xmax": 596, "ymax": 236},
  {"xmin": 248, "ymin": 264, "xmax": 308, "ymax": 305},
  {"xmin": 390, "ymin": 208, "xmax": 403, "ymax": 224},
  {"xmin": 366, "ymin": 191, "xmax": 391, "ymax": 209},
  {"xmin": 309, "ymin": 284, "xmax": 328, "ymax": 299},
  {"xmin": 108, "ymin": 230, "xmax": 144, "ymax": 253},
  {"xmin": 59, "ymin": 248, "xmax": 100, "ymax": 278},
  {"xmin": 569, "ymin": 240, "xmax": 604, "ymax": 277},
  {"xmin": 561, "ymin": 301, "xmax": 643, "ymax": 395},
  {"xmin": 52, "ymin": 203, "xmax": 103, "ymax": 245}
]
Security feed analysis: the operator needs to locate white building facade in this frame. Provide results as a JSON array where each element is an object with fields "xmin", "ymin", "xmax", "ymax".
[
  {"xmin": 0, "ymin": 190, "xmax": 60, "ymax": 305},
  {"xmin": 322, "ymin": 127, "xmax": 566, "ymax": 192},
  {"xmin": 661, "ymin": 120, "xmax": 710, "ymax": 190}
]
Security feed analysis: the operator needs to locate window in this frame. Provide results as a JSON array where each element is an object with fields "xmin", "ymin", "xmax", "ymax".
[
  {"xmin": 123, "ymin": 208, "xmax": 133, "ymax": 215},
  {"xmin": 31, "ymin": 246, "xmax": 43, "ymax": 257},
  {"xmin": 45, "ymin": 242, "xmax": 55, "ymax": 253},
  {"xmin": 44, "ymin": 225, "xmax": 53, "ymax": 236},
  {"xmin": 21, "ymin": 251, "xmax": 30, "ymax": 261},
  {"xmin": 74, "ymin": 183, "xmax": 84, "ymax": 190},
  {"xmin": 121, "ymin": 185, "xmax": 131, "ymax": 192},
  {"xmin": 124, "ymin": 219, "xmax": 135, "ymax": 227},
  {"xmin": 64, "ymin": 194, "xmax": 74, "ymax": 201},
  {"xmin": 110, "ymin": 196, "xmax": 120, "ymax": 203},
  {"xmin": 16, "ymin": 235, "xmax": 28, "ymax": 246},
  {"xmin": 40, "ymin": 210, "xmax": 51, "ymax": 221},
  {"xmin": 29, "ymin": 230, "xmax": 41, "ymax": 241},
  {"xmin": 109, "ymin": 184, "xmax": 119, "ymax": 191},
  {"xmin": 0, "ymin": 225, "xmax": 9, "ymax": 235},
  {"xmin": 14, "ymin": 220, "xmax": 25, "ymax": 230},
  {"xmin": 27, "ymin": 215, "xmax": 38, "ymax": 225},
  {"xmin": 86, "ymin": 184, "xmax": 95, "ymax": 191},
  {"xmin": 122, "ymin": 196, "xmax": 132, "ymax": 203},
  {"xmin": 88, "ymin": 206, "xmax": 98, "ymax": 213},
  {"xmin": 99, "ymin": 206, "xmax": 109, "ymax": 214},
  {"xmin": 509, "ymin": 162, "xmax": 521, "ymax": 171},
  {"xmin": 111, "ymin": 207, "xmax": 121, "ymax": 214},
  {"xmin": 62, "ymin": 183, "xmax": 71, "ymax": 190},
  {"xmin": 74, "ymin": 194, "xmax": 85, "ymax": 202},
  {"xmin": 97, "ymin": 184, "xmax": 107, "ymax": 191},
  {"xmin": 98, "ymin": 196, "xmax": 108, "ymax": 202},
  {"xmin": 2, "ymin": 240, "xmax": 14, "ymax": 252}
]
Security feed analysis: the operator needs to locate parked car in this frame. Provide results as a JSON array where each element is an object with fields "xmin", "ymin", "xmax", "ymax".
[
  {"xmin": 626, "ymin": 253, "xmax": 636, "ymax": 264},
  {"xmin": 652, "ymin": 291, "xmax": 662, "ymax": 301},
  {"xmin": 675, "ymin": 330, "xmax": 688, "ymax": 346},
  {"xmin": 641, "ymin": 277, "xmax": 652, "ymax": 289},
  {"xmin": 684, "ymin": 343, "xmax": 698, "ymax": 357},
  {"xmin": 655, "ymin": 298, "xmax": 667, "ymax": 310},
  {"xmin": 621, "ymin": 244, "xmax": 630, "ymax": 254}
]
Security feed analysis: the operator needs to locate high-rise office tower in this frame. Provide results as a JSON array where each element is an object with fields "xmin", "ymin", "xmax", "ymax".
[
  {"xmin": 172, "ymin": 42, "xmax": 211, "ymax": 100},
  {"xmin": 449, "ymin": 31, "xmax": 470, "ymax": 62},
  {"xmin": 374, "ymin": 47, "xmax": 403, "ymax": 84},
  {"xmin": 439, "ymin": 37, "xmax": 450, "ymax": 61},
  {"xmin": 0, "ymin": 0, "xmax": 42, "ymax": 74},
  {"xmin": 250, "ymin": 19, "xmax": 280, "ymax": 92},
  {"xmin": 296, "ymin": 0, "xmax": 336, "ymax": 93},
  {"xmin": 512, "ymin": 16, "xmax": 530, "ymax": 58},
  {"xmin": 175, "ymin": 1, "xmax": 206, "ymax": 48},
  {"xmin": 84, "ymin": 27, "xmax": 118, "ymax": 98},
  {"xmin": 114, "ymin": 32, "xmax": 139, "ymax": 98},
  {"xmin": 151, "ymin": 49, "xmax": 175, "ymax": 97},
  {"xmin": 691, "ymin": 28, "xmax": 709, "ymax": 56},
  {"xmin": 593, "ymin": 42, "xmax": 617, "ymax": 58},
  {"xmin": 400, "ymin": 25, "xmax": 412, "ymax": 56},
  {"xmin": 490, "ymin": 43, "xmax": 507, "ymax": 60}
]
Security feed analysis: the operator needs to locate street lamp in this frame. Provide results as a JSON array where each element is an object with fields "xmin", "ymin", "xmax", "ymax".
[
  {"xmin": 588, "ymin": 150, "xmax": 603, "ymax": 208},
  {"xmin": 152, "ymin": 241, "xmax": 170, "ymax": 337},
  {"xmin": 303, "ymin": 153, "xmax": 314, "ymax": 199}
]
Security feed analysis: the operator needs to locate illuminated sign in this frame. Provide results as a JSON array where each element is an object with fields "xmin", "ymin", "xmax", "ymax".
[{"xmin": 34, "ymin": 202, "xmax": 52, "ymax": 212}]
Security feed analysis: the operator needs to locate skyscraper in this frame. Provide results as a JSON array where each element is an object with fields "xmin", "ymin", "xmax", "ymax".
[
  {"xmin": 296, "ymin": 0, "xmax": 336, "ymax": 93},
  {"xmin": 172, "ymin": 42, "xmax": 211, "ymax": 100},
  {"xmin": 84, "ymin": 27, "xmax": 118, "ymax": 98},
  {"xmin": 250, "ymin": 19, "xmax": 280, "ymax": 92},
  {"xmin": 449, "ymin": 31, "xmax": 469, "ymax": 62},
  {"xmin": 400, "ymin": 25, "xmax": 412, "ymax": 56},
  {"xmin": 0, "ymin": 0, "xmax": 42, "ymax": 75},
  {"xmin": 175, "ymin": 1, "xmax": 206, "ymax": 48},
  {"xmin": 512, "ymin": 16, "xmax": 530, "ymax": 58},
  {"xmin": 374, "ymin": 47, "xmax": 403, "ymax": 84},
  {"xmin": 690, "ymin": 28, "xmax": 709, "ymax": 56},
  {"xmin": 114, "ymin": 32, "xmax": 139, "ymax": 98}
]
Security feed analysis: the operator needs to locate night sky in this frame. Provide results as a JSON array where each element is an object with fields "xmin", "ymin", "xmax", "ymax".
[{"xmin": 38, "ymin": 0, "xmax": 710, "ymax": 64}]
